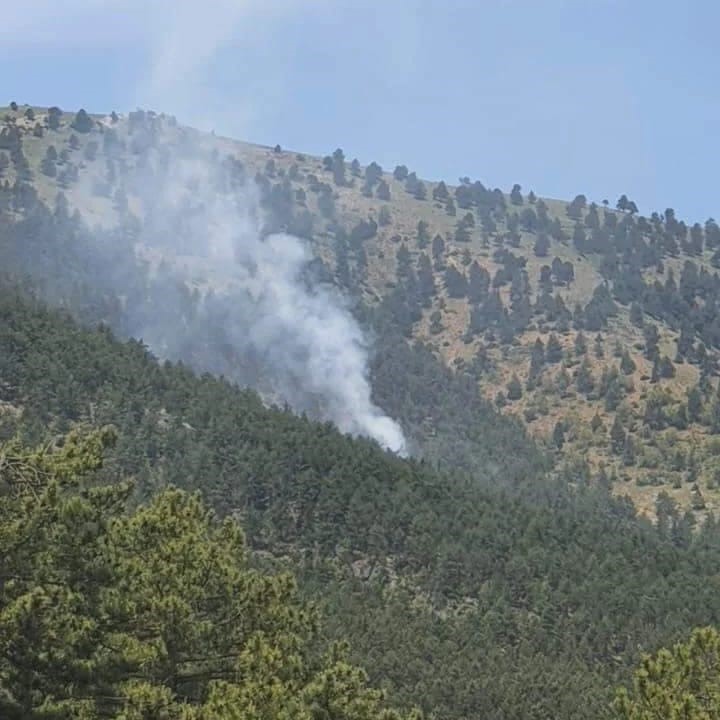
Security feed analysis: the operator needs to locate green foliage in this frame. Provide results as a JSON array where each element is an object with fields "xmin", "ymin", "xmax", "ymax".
[
  {"xmin": 71, "ymin": 109, "xmax": 94, "ymax": 133},
  {"xmin": 444, "ymin": 265, "xmax": 467, "ymax": 298},
  {"xmin": 620, "ymin": 350, "xmax": 636, "ymax": 375},
  {"xmin": 611, "ymin": 415, "xmax": 626, "ymax": 454},
  {"xmin": 416, "ymin": 220, "xmax": 430, "ymax": 249},
  {"xmin": 575, "ymin": 331, "xmax": 587, "ymax": 356},
  {"xmin": 0, "ymin": 432, "xmax": 415, "ymax": 720},
  {"xmin": 534, "ymin": 232, "xmax": 550, "ymax": 257},
  {"xmin": 594, "ymin": 333, "xmax": 605, "ymax": 358},
  {"xmin": 7, "ymin": 288, "xmax": 720, "ymax": 718},
  {"xmin": 432, "ymin": 181, "xmax": 448, "ymax": 201},
  {"xmin": 622, "ymin": 434, "xmax": 636, "ymax": 466},
  {"xmin": 614, "ymin": 627, "xmax": 720, "ymax": 719},
  {"xmin": 376, "ymin": 179, "xmax": 391, "ymax": 201},
  {"xmin": 40, "ymin": 146, "xmax": 57, "ymax": 177},
  {"xmin": 546, "ymin": 333, "xmax": 563, "ymax": 363},
  {"xmin": 688, "ymin": 385, "xmax": 703, "ymax": 422},
  {"xmin": 8, "ymin": 106, "xmax": 720, "ymax": 720},
  {"xmin": 507, "ymin": 373, "xmax": 523, "ymax": 400},
  {"xmin": 576, "ymin": 357, "xmax": 594, "ymax": 395}
]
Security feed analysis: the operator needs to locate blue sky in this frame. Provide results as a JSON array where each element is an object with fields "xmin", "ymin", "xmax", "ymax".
[{"xmin": 2, "ymin": 1, "xmax": 719, "ymax": 222}]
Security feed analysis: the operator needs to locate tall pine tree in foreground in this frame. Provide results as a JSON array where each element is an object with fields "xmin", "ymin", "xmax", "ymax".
[{"xmin": 0, "ymin": 429, "xmax": 419, "ymax": 720}]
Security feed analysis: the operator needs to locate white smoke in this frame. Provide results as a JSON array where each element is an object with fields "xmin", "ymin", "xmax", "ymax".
[
  {"xmin": 1, "ymin": 1, "xmax": 408, "ymax": 454},
  {"xmin": 228, "ymin": 230, "xmax": 407, "ymax": 454},
  {"xmin": 127, "ymin": 152, "xmax": 407, "ymax": 455}
]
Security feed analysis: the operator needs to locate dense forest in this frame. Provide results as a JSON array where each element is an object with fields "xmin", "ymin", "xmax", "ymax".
[
  {"xmin": 4, "ymin": 266, "xmax": 720, "ymax": 718},
  {"xmin": 0, "ymin": 427, "xmax": 423, "ymax": 719},
  {"xmin": 3, "ymin": 103, "xmax": 720, "ymax": 717}
]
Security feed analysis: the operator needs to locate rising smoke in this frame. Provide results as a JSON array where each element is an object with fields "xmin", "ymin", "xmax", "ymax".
[
  {"xmin": 120, "ymin": 145, "xmax": 407, "ymax": 454},
  {"xmin": 133, "ymin": 2, "xmax": 405, "ymax": 454},
  {"xmin": 2, "ymin": 1, "xmax": 407, "ymax": 454}
]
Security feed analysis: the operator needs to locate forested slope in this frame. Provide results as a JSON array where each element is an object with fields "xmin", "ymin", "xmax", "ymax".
[
  {"xmin": 4, "ymin": 103, "xmax": 720, "ymax": 514},
  {"xmin": 5, "ymin": 101, "xmax": 720, "ymax": 717},
  {"xmin": 4, "ymin": 281, "xmax": 720, "ymax": 718},
  {"xmin": 0, "ymin": 428, "xmax": 423, "ymax": 720}
]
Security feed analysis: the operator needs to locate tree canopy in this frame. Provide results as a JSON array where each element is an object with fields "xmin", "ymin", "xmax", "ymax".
[{"xmin": 0, "ymin": 429, "xmax": 419, "ymax": 720}]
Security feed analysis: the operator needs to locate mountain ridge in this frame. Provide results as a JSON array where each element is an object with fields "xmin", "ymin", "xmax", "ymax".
[{"xmin": 3, "ymin": 102, "xmax": 720, "ymax": 518}]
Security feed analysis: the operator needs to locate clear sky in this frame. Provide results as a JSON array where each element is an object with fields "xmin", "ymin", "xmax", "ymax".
[{"xmin": 2, "ymin": 1, "xmax": 719, "ymax": 223}]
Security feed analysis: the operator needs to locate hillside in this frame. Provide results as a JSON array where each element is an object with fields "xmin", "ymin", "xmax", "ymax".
[
  {"xmin": 6, "ymin": 102, "xmax": 720, "ymax": 717},
  {"xmin": 3, "ymin": 102, "xmax": 720, "ymax": 518},
  {"xmin": 5, "ymin": 260, "xmax": 720, "ymax": 720}
]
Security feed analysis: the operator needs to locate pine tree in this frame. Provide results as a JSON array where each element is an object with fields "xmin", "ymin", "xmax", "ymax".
[
  {"xmin": 687, "ymin": 385, "xmax": 703, "ymax": 422},
  {"xmin": 575, "ymin": 331, "xmax": 587, "ymax": 356},
  {"xmin": 0, "ymin": 431, "xmax": 419, "ymax": 720},
  {"xmin": 651, "ymin": 356, "xmax": 661, "ymax": 383},
  {"xmin": 393, "ymin": 164, "xmax": 408, "ymax": 181},
  {"xmin": 376, "ymin": 179, "xmax": 391, "ymax": 200},
  {"xmin": 429, "ymin": 309, "xmax": 443, "ymax": 334},
  {"xmin": 610, "ymin": 415, "xmax": 626, "ymax": 454},
  {"xmin": 47, "ymin": 105, "xmax": 62, "ymax": 130},
  {"xmin": 71, "ymin": 108, "xmax": 94, "ymax": 133},
  {"xmin": 529, "ymin": 337, "xmax": 546, "ymax": 380},
  {"xmin": 644, "ymin": 324, "xmax": 660, "ymax": 360},
  {"xmin": 432, "ymin": 181, "xmax": 449, "ymax": 201},
  {"xmin": 444, "ymin": 265, "xmax": 468, "ymax": 298},
  {"xmin": 40, "ymin": 145, "xmax": 57, "ymax": 177},
  {"xmin": 546, "ymin": 333, "xmax": 563, "ymax": 363},
  {"xmin": 416, "ymin": 253, "xmax": 436, "ymax": 306},
  {"xmin": 468, "ymin": 261, "xmax": 490, "ymax": 304},
  {"xmin": 417, "ymin": 220, "xmax": 430, "ymax": 249},
  {"xmin": 576, "ymin": 358, "xmax": 594, "ymax": 395},
  {"xmin": 332, "ymin": 148, "xmax": 347, "ymax": 186},
  {"xmin": 507, "ymin": 374, "xmax": 523, "ymax": 401},
  {"xmin": 614, "ymin": 628, "xmax": 720, "ymax": 719},
  {"xmin": 533, "ymin": 232, "xmax": 550, "ymax": 257},
  {"xmin": 594, "ymin": 333, "xmax": 604, "ymax": 358},
  {"xmin": 659, "ymin": 355, "xmax": 676, "ymax": 379},
  {"xmin": 622, "ymin": 434, "xmax": 635, "ymax": 466},
  {"xmin": 620, "ymin": 350, "xmax": 636, "ymax": 375},
  {"xmin": 510, "ymin": 183, "xmax": 523, "ymax": 205}
]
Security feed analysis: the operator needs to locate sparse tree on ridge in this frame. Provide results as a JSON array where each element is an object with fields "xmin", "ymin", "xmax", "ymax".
[
  {"xmin": 71, "ymin": 108, "xmax": 94, "ymax": 133},
  {"xmin": 510, "ymin": 183, "xmax": 523, "ymax": 205},
  {"xmin": 393, "ymin": 164, "xmax": 408, "ymax": 181}
]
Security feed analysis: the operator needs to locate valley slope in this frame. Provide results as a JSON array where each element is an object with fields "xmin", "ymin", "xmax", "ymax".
[
  {"xmin": 2, "ymin": 102, "xmax": 719, "ymax": 516},
  {"xmin": 3, "ymin": 102, "xmax": 720, "ymax": 719}
]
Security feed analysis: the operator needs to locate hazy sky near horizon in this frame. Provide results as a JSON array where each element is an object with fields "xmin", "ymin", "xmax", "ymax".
[{"xmin": 2, "ymin": 1, "xmax": 719, "ymax": 222}]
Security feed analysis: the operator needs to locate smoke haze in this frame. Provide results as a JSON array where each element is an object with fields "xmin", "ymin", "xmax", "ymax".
[
  {"xmin": 128, "ymin": 3, "xmax": 405, "ymax": 454},
  {"xmin": 0, "ymin": 2, "xmax": 407, "ymax": 454},
  {"xmin": 124, "ymin": 147, "xmax": 407, "ymax": 454}
]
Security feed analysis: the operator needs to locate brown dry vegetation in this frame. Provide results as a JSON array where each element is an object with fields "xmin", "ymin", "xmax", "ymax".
[{"xmin": 4, "ymin": 103, "xmax": 720, "ymax": 516}]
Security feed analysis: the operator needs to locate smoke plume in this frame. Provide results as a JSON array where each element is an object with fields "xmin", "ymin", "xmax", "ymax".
[
  {"xmin": 2, "ymin": 2, "xmax": 407, "ymax": 454},
  {"xmin": 89, "ymin": 133, "xmax": 407, "ymax": 455}
]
